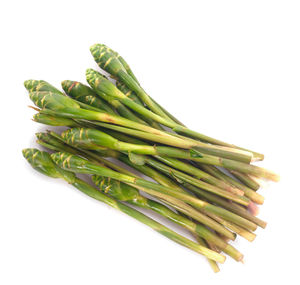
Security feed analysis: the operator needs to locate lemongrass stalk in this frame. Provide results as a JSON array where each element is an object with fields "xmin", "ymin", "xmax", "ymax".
[
  {"xmin": 23, "ymin": 148, "xmax": 225, "ymax": 262},
  {"xmin": 86, "ymin": 68, "xmax": 252, "ymax": 163},
  {"xmin": 198, "ymin": 165, "xmax": 264, "ymax": 204},
  {"xmin": 230, "ymin": 171, "xmax": 261, "ymax": 191},
  {"xmin": 92, "ymin": 176, "xmax": 243, "ymax": 261}
]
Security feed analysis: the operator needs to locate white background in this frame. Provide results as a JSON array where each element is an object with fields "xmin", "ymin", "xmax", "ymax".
[{"xmin": 1, "ymin": 1, "xmax": 299, "ymax": 284}]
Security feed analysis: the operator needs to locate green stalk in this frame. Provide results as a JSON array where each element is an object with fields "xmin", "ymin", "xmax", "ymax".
[
  {"xmin": 196, "ymin": 237, "xmax": 220, "ymax": 273},
  {"xmin": 115, "ymin": 81, "xmax": 164, "ymax": 130},
  {"xmin": 116, "ymin": 79, "xmax": 185, "ymax": 128},
  {"xmin": 52, "ymin": 152, "xmax": 257, "ymax": 231},
  {"xmin": 82, "ymin": 121, "xmax": 194, "ymax": 147},
  {"xmin": 51, "ymin": 152, "xmax": 239, "ymax": 218},
  {"xmin": 230, "ymin": 171, "xmax": 261, "ymax": 191},
  {"xmin": 33, "ymin": 113, "xmax": 80, "ymax": 127},
  {"xmin": 62, "ymin": 78, "xmax": 148, "ymax": 125},
  {"xmin": 56, "ymin": 125, "xmax": 278, "ymax": 181},
  {"xmin": 86, "ymin": 68, "xmax": 253, "ymax": 163},
  {"xmin": 128, "ymin": 185, "xmax": 236, "ymax": 241},
  {"xmin": 86, "ymin": 122, "xmax": 270, "ymax": 182},
  {"xmin": 182, "ymin": 183, "xmax": 267, "ymax": 229},
  {"xmin": 116, "ymin": 153, "xmax": 186, "ymax": 193},
  {"xmin": 88, "ymin": 128, "xmax": 250, "ymax": 203},
  {"xmin": 29, "ymin": 90, "xmax": 271, "ymax": 174},
  {"xmin": 37, "ymin": 133, "xmax": 236, "ymax": 240},
  {"xmin": 150, "ymin": 96, "xmax": 186, "ymax": 126},
  {"xmin": 116, "ymin": 81, "xmax": 144, "ymax": 105},
  {"xmin": 201, "ymin": 210, "xmax": 256, "ymax": 242},
  {"xmin": 22, "ymin": 148, "xmax": 225, "ymax": 263},
  {"xmin": 198, "ymin": 165, "xmax": 264, "ymax": 204},
  {"xmin": 90, "ymin": 44, "xmax": 174, "ymax": 121},
  {"xmin": 36, "ymin": 133, "xmax": 236, "ymax": 241},
  {"xmin": 25, "ymin": 79, "xmax": 104, "ymax": 113},
  {"xmin": 94, "ymin": 44, "xmax": 185, "ymax": 127},
  {"xmin": 140, "ymin": 157, "xmax": 257, "ymax": 230},
  {"xmin": 173, "ymin": 125, "xmax": 264, "ymax": 161},
  {"xmin": 92, "ymin": 176, "xmax": 243, "ymax": 262},
  {"xmin": 155, "ymin": 157, "xmax": 244, "ymax": 196},
  {"xmin": 89, "ymin": 45, "xmax": 263, "ymax": 160},
  {"xmin": 82, "ymin": 153, "xmax": 236, "ymax": 240},
  {"xmin": 29, "ymin": 91, "xmax": 200, "ymax": 149},
  {"xmin": 59, "ymin": 128, "xmax": 249, "ymax": 205},
  {"xmin": 29, "ymin": 90, "xmax": 277, "ymax": 181},
  {"xmin": 61, "ymin": 80, "xmax": 115, "ymax": 114}
]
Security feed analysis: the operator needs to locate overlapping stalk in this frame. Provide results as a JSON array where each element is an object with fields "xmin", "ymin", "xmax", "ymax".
[
  {"xmin": 23, "ymin": 148, "xmax": 225, "ymax": 263},
  {"xmin": 36, "ymin": 133, "xmax": 240, "ymax": 242},
  {"xmin": 90, "ymin": 44, "xmax": 264, "ymax": 161},
  {"xmin": 92, "ymin": 176, "xmax": 243, "ymax": 262},
  {"xmin": 23, "ymin": 43, "xmax": 279, "ymax": 272}
]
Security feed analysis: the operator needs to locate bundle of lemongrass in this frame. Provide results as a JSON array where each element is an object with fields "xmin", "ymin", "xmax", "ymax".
[{"xmin": 23, "ymin": 44, "xmax": 279, "ymax": 272}]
